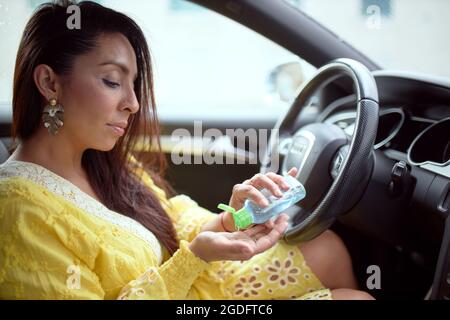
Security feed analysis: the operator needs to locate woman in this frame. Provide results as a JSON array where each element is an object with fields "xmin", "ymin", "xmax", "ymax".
[{"xmin": 0, "ymin": 1, "xmax": 373, "ymax": 300}]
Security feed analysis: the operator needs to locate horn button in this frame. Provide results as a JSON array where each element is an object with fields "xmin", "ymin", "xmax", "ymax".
[{"xmin": 282, "ymin": 123, "xmax": 348, "ymax": 210}]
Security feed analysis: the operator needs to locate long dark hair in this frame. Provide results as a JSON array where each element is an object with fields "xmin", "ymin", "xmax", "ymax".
[{"xmin": 12, "ymin": 0, "xmax": 179, "ymax": 254}]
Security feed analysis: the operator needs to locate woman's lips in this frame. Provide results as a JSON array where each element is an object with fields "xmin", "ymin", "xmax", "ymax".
[{"xmin": 107, "ymin": 124, "xmax": 125, "ymax": 136}]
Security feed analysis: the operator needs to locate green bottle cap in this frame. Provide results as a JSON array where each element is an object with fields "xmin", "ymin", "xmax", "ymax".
[{"xmin": 217, "ymin": 203, "xmax": 253, "ymax": 230}]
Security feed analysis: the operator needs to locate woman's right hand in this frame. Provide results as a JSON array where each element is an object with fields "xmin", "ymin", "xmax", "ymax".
[{"xmin": 188, "ymin": 213, "xmax": 289, "ymax": 262}]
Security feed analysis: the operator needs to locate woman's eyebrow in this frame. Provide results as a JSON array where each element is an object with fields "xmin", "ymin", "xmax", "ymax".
[{"xmin": 98, "ymin": 60, "xmax": 138, "ymax": 81}]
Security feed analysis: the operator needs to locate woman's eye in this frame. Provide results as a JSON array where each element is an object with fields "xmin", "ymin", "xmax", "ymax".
[{"xmin": 102, "ymin": 79, "xmax": 120, "ymax": 88}]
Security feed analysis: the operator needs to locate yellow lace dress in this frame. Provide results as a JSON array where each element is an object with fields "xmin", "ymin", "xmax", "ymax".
[{"xmin": 0, "ymin": 159, "xmax": 331, "ymax": 300}]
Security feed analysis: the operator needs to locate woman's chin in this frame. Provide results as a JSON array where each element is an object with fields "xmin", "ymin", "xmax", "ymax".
[{"xmin": 94, "ymin": 141, "xmax": 117, "ymax": 152}]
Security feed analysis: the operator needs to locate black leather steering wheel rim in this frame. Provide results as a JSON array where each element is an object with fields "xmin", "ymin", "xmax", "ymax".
[{"xmin": 260, "ymin": 58, "xmax": 379, "ymax": 244}]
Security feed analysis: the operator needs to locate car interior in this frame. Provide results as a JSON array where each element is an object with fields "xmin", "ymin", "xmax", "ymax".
[{"xmin": 1, "ymin": 0, "xmax": 449, "ymax": 300}]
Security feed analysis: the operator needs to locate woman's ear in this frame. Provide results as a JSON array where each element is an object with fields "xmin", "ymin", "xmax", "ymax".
[{"xmin": 33, "ymin": 64, "xmax": 60, "ymax": 101}]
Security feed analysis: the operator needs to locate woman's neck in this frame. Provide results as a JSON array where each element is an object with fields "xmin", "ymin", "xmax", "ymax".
[
  {"xmin": 10, "ymin": 128, "xmax": 87, "ymax": 183},
  {"xmin": 10, "ymin": 131, "xmax": 103, "ymax": 202}
]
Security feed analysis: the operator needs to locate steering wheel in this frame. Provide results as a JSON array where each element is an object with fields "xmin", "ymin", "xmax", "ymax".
[{"xmin": 261, "ymin": 58, "xmax": 379, "ymax": 244}]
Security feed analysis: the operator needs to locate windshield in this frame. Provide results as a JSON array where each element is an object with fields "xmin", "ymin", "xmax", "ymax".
[{"xmin": 285, "ymin": 0, "xmax": 450, "ymax": 78}]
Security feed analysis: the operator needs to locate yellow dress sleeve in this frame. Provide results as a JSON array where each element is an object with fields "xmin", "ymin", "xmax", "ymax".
[
  {"xmin": 117, "ymin": 240, "xmax": 208, "ymax": 300},
  {"xmin": 0, "ymin": 179, "xmax": 209, "ymax": 300},
  {"xmin": 0, "ymin": 182, "xmax": 104, "ymax": 299},
  {"xmin": 134, "ymin": 165, "xmax": 217, "ymax": 242}
]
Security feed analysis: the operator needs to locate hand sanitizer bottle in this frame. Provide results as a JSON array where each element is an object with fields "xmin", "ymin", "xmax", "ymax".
[{"xmin": 217, "ymin": 175, "xmax": 306, "ymax": 230}]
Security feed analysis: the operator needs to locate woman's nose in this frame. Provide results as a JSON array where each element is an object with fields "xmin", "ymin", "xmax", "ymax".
[{"xmin": 121, "ymin": 86, "xmax": 139, "ymax": 114}]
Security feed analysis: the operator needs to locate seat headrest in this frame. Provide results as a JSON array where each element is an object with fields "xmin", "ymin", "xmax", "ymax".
[{"xmin": 0, "ymin": 139, "xmax": 10, "ymax": 164}]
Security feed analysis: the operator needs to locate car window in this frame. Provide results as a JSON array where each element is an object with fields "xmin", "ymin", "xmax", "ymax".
[
  {"xmin": 285, "ymin": 0, "xmax": 450, "ymax": 78},
  {"xmin": 0, "ymin": 0, "xmax": 316, "ymax": 120}
]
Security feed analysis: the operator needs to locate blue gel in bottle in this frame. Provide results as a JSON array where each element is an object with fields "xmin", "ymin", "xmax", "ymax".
[{"xmin": 218, "ymin": 175, "xmax": 306, "ymax": 230}]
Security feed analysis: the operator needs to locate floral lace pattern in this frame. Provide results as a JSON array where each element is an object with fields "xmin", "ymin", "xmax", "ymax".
[
  {"xmin": 212, "ymin": 246, "xmax": 331, "ymax": 300},
  {"xmin": 265, "ymin": 255, "xmax": 301, "ymax": 287},
  {"xmin": 0, "ymin": 159, "xmax": 162, "ymax": 264},
  {"xmin": 233, "ymin": 275, "xmax": 264, "ymax": 298}
]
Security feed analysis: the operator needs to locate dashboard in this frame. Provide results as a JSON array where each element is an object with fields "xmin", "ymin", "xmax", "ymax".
[
  {"xmin": 320, "ymin": 71, "xmax": 450, "ymax": 179},
  {"xmin": 317, "ymin": 70, "xmax": 450, "ymax": 300}
]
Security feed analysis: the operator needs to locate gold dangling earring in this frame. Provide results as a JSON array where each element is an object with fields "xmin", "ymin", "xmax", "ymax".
[{"xmin": 42, "ymin": 98, "xmax": 64, "ymax": 135}]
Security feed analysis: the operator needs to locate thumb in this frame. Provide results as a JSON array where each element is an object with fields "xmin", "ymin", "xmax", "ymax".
[{"xmin": 288, "ymin": 167, "xmax": 298, "ymax": 177}]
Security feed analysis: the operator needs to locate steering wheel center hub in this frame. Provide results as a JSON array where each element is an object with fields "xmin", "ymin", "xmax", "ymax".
[{"xmin": 282, "ymin": 123, "xmax": 348, "ymax": 210}]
